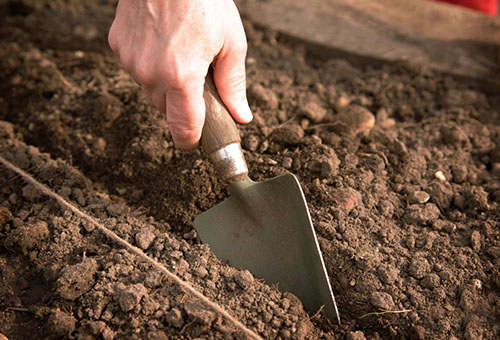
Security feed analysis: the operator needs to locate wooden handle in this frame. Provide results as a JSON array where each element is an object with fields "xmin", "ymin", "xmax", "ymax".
[{"xmin": 201, "ymin": 70, "xmax": 241, "ymax": 154}]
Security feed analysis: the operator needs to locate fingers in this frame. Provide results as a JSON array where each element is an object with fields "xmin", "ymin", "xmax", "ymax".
[
  {"xmin": 164, "ymin": 69, "xmax": 207, "ymax": 149},
  {"xmin": 213, "ymin": 40, "xmax": 253, "ymax": 124}
]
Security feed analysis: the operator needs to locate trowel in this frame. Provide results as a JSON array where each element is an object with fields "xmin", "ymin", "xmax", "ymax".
[{"xmin": 194, "ymin": 71, "xmax": 340, "ymax": 324}]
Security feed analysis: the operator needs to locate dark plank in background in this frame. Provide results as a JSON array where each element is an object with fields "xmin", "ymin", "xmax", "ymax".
[{"xmin": 236, "ymin": 0, "xmax": 500, "ymax": 90}]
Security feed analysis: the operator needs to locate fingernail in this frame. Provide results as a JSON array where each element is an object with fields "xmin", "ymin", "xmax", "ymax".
[{"xmin": 240, "ymin": 100, "xmax": 253, "ymax": 123}]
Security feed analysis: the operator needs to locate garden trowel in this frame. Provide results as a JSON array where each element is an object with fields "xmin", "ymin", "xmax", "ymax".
[{"xmin": 194, "ymin": 71, "xmax": 340, "ymax": 324}]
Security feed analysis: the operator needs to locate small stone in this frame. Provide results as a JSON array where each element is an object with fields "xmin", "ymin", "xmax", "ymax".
[
  {"xmin": 328, "ymin": 187, "xmax": 361, "ymax": 213},
  {"xmin": 347, "ymin": 330, "xmax": 367, "ymax": 340},
  {"xmin": 300, "ymin": 101, "xmax": 327, "ymax": 123},
  {"xmin": 369, "ymin": 291, "xmax": 394, "ymax": 310},
  {"xmin": 165, "ymin": 308, "xmax": 184, "ymax": 328},
  {"xmin": 270, "ymin": 124, "xmax": 304, "ymax": 145},
  {"xmin": 421, "ymin": 273, "xmax": 440, "ymax": 289},
  {"xmin": 434, "ymin": 171, "xmax": 447, "ymax": 182},
  {"xmin": 408, "ymin": 190, "xmax": 430, "ymax": 204},
  {"xmin": 470, "ymin": 230, "xmax": 481, "ymax": 251},
  {"xmin": 409, "ymin": 257, "xmax": 430, "ymax": 279},
  {"xmin": 184, "ymin": 300, "xmax": 215, "ymax": 325},
  {"xmin": 48, "ymin": 310, "xmax": 76, "ymax": 337},
  {"xmin": 116, "ymin": 283, "xmax": 148, "ymax": 312},
  {"xmin": 332, "ymin": 105, "xmax": 375, "ymax": 135},
  {"xmin": 135, "ymin": 229, "xmax": 156, "ymax": 250},
  {"xmin": 334, "ymin": 94, "xmax": 351, "ymax": 112},
  {"xmin": 234, "ymin": 270, "xmax": 254, "ymax": 289}
]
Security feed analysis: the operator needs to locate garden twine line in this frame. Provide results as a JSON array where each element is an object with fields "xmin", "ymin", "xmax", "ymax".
[{"xmin": 0, "ymin": 155, "xmax": 263, "ymax": 340}]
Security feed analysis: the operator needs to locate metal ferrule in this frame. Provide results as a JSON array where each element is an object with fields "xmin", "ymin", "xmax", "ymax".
[{"xmin": 209, "ymin": 142, "xmax": 249, "ymax": 182}]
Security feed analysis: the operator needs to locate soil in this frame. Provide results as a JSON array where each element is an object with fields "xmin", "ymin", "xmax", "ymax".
[{"xmin": 1, "ymin": 0, "xmax": 500, "ymax": 339}]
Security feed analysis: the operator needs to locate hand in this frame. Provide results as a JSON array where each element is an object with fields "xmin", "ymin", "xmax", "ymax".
[{"xmin": 108, "ymin": 0, "xmax": 253, "ymax": 149}]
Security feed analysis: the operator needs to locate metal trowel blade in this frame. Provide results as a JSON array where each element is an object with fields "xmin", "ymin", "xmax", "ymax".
[{"xmin": 194, "ymin": 173, "xmax": 340, "ymax": 323}]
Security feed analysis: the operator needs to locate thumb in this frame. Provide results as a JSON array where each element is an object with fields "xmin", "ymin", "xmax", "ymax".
[{"xmin": 213, "ymin": 44, "xmax": 253, "ymax": 124}]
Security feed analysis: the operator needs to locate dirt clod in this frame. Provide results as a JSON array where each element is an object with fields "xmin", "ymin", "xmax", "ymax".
[
  {"xmin": 115, "ymin": 283, "xmax": 148, "ymax": 312},
  {"xmin": 369, "ymin": 291, "xmax": 394, "ymax": 310},
  {"xmin": 48, "ymin": 310, "xmax": 77, "ymax": 337},
  {"xmin": 56, "ymin": 258, "xmax": 98, "ymax": 300}
]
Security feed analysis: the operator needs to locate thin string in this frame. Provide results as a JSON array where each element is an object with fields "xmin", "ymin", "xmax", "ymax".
[{"xmin": 0, "ymin": 155, "xmax": 263, "ymax": 340}]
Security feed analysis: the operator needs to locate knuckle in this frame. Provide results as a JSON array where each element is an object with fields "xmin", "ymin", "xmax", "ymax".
[
  {"xmin": 169, "ymin": 124, "xmax": 201, "ymax": 148},
  {"xmin": 134, "ymin": 58, "xmax": 156, "ymax": 85},
  {"xmin": 164, "ymin": 57, "xmax": 199, "ymax": 92},
  {"xmin": 233, "ymin": 40, "xmax": 248, "ymax": 56},
  {"xmin": 119, "ymin": 52, "xmax": 134, "ymax": 73}
]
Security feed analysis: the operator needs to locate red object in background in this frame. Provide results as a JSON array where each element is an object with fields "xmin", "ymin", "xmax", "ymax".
[{"xmin": 435, "ymin": 0, "xmax": 498, "ymax": 15}]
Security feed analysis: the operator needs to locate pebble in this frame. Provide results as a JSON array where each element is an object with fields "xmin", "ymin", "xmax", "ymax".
[
  {"xmin": 470, "ymin": 230, "xmax": 481, "ymax": 251},
  {"xmin": 434, "ymin": 171, "xmax": 447, "ymax": 182},
  {"xmin": 328, "ymin": 187, "xmax": 361, "ymax": 213},
  {"xmin": 334, "ymin": 94, "xmax": 351, "ymax": 112},
  {"xmin": 369, "ymin": 291, "xmax": 394, "ymax": 310},
  {"xmin": 116, "ymin": 283, "xmax": 148, "ymax": 312},
  {"xmin": 408, "ymin": 190, "xmax": 430, "ymax": 204},
  {"xmin": 135, "ymin": 229, "xmax": 156, "ymax": 250},
  {"xmin": 332, "ymin": 105, "xmax": 375, "ymax": 135}
]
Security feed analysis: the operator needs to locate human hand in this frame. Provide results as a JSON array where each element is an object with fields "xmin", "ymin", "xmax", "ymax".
[{"xmin": 108, "ymin": 0, "xmax": 253, "ymax": 149}]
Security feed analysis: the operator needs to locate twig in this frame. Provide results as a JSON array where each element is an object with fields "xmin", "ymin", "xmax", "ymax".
[
  {"xmin": 359, "ymin": 308, "xmax": 411, "ymax": 319},
  {"xmin": 5, "ymin": 307, "xmax": 31, "ymax": 313},
  {"xmin": 0, "ymin": 155, "xmax": 263, "ymax": 340}
]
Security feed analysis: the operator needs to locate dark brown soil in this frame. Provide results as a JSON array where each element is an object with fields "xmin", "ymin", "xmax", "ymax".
[{"xmin": 1, "ymin": 0, "xmax": 500, "ymax": 339}]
